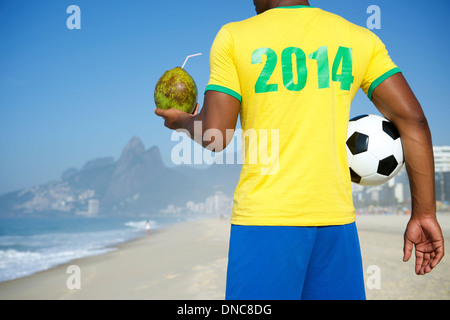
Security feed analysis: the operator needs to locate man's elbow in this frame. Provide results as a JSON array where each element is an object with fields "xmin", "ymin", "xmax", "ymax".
[
  {"xmin": 203, "ymin": 135, "xmax": 228, "ymax": 153},
  {"xmin": 392, "ymin": 110, "xmax": 432, "ymax": 144},
  {"xmin": 202, "ymin": 126, "xmax": 235, "ymax": 152},
  {"xmin": 403, "ymin": 112, "xmax": 429, "ymax": 130},
  {"xmin": 390, "ymin": 107, "xmax": 429, "ymax": 131}
]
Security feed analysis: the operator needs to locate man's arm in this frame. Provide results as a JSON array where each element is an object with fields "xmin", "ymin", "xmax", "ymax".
[
  {"xmin": 371, "ymin": 73, "xmax": 444, "ymax": 275},
  {"xmin": 154, "ymin": 90, "xmax": 240, "ymax": 152}
]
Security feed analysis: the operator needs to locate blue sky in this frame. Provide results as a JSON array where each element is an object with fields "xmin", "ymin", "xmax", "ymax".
[{"xmin": 0, "ymin": 0, "xmax": 449, "ymax": 195}]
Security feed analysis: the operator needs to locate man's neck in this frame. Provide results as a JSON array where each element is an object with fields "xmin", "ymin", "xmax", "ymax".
[{"xmin": 270, "ymin": 0, "xmax": 310, "ymax": 9}]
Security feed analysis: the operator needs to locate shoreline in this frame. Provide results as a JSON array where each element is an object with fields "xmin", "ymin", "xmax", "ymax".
[
  {"xmin": 0, "ymin": 218, "xmax": 231, "ymax": 300},
  {"xmin": 0, "ymin": 216, "xmax": 203, "ymax": 284},
  {"xmin": 0, "ymin": 214, "xmax": 449, "ymax": 300}
]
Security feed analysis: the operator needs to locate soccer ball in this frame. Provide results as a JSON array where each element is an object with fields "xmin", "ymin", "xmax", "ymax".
[{"xmin": 346, "ymin": 114, "xmax": 404, "ymax": 186}]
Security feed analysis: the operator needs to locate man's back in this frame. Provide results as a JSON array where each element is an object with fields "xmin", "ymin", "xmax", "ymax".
[{"xmin": 206, "ymin": 6, "xmax": 400, "ymax": 226}]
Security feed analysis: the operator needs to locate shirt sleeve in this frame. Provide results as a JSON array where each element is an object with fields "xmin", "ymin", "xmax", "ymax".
[
  {"xmin": 205, "ymin": 26, "xmax": 242, "ymax": 102},
  {"xmin": 360, "ymin": 32, "xmax": 402, "ymax": 100}
]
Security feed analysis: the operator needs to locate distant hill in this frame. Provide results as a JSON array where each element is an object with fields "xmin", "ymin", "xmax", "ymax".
[{"xmin": 0, "ymin": 136, "xmax": 241, "ymax": 217}]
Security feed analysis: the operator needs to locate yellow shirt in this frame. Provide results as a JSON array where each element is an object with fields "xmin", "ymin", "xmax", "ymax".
[{"xmin": 206, "ymin": 5, "xmax": 400, "ymax": 226}]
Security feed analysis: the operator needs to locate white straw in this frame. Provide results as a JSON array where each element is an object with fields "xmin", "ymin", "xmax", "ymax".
[{"xmin": 181, "ymin": 53, "xmax": 202, "ymax": 69}]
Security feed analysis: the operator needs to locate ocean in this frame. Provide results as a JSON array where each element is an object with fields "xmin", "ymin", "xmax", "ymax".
[{"xmin": 0, "ymin": 215, "xmax": 187, "ymax": 283}]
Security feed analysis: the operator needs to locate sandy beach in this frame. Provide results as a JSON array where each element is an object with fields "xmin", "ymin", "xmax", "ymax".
[{"xmin": 0, "ymin": 213, "xmax": 449, "ymax": 300}]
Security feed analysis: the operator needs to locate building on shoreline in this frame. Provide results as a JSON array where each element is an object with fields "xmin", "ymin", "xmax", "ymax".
[{"xmin": 352, "ymin": 146, "xmax": 450, "ymax": 212}]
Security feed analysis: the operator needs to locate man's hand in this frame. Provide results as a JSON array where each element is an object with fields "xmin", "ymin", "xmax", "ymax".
[
  {"xmin": 154, "ymin": 90, "xmax": 240, "ymax": 151},
  {"xmin": 154, "ymin": 103, "xmax": 199, "ymax": 130},
  {"xmin": 403, "ymin": 216, "xmax": 445, "ymax": 275}
]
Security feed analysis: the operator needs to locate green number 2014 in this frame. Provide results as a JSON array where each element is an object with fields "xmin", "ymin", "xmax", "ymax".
[{"xmin": 251, "ymin": 46, "xmax": 354, "ymax": 93}]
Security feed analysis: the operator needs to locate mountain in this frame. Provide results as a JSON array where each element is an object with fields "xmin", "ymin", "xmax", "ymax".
[{"xmin": 0, "ymin": 136, "xmax": 241, "ymax": 217}]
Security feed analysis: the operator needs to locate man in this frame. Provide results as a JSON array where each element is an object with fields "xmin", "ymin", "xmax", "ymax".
[
  {"xmin": 145, "ymin": 220, "xmax": 151, "ymax": 236},
  {"xmin": 155, "ymin": 0, "xmax": 444, "ymax": 299}
]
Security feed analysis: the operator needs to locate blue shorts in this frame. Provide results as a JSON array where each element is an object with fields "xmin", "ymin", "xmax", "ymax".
[{"xmin": 225, "ymin": 222, "xmax": 366, "ymax": 300}]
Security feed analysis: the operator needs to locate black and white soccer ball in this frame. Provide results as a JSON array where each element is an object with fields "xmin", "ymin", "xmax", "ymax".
[{"xmin": 346, "ymin": 114, "xmax": 404, "ymax": 186}]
